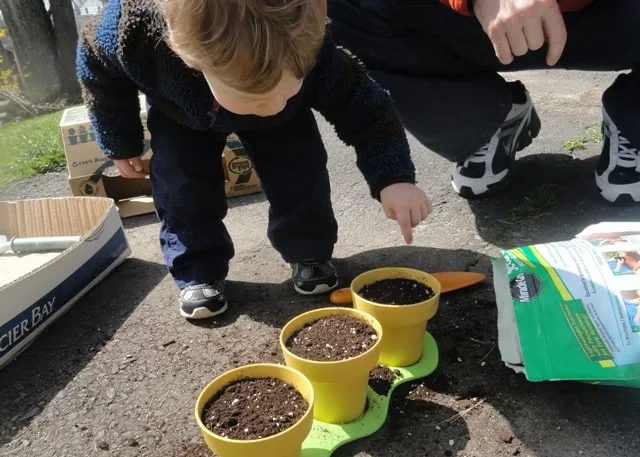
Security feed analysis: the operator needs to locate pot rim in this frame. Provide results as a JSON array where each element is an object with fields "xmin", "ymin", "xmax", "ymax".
[
  {"xmin": 350, "ymin": 267, "xmax": 441, "ymax": 309},
  {"xmin": 279, "ymin": 307, "xmax": 383, "ymax": 366},
  {"xmin": 195, "ymin": 363, "xmax": 314, "ymax": 444}
]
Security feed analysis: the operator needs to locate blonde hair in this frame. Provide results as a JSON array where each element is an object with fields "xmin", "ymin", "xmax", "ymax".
[{"xmin": 161, "ymin": 0, "xmax": 326, "ymax": 94}]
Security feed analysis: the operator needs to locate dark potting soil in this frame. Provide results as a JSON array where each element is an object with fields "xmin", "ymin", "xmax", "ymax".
[
  {"xmin": 368, "ymin": 365, "xmax": 400, "ymax": 396},
  {"xmin": 358, "ymin": 278, "xmax": 434, "ymax": 305},
  {"xmin": 201, "ymin": 377, "xmax": 308, "ymax": 440},
  {"xmin": 286, "ymin": 315, "xmax": 377, "ymax": 361}
]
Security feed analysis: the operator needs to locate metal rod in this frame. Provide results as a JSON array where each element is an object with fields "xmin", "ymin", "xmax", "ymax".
[{"xmin": 0, "ymin": 236, "xmax": 81, "ymax": 255}]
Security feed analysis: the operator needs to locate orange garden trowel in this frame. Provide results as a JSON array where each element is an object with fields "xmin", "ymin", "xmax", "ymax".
[{"xmin": 329, "ymin": 271, "xmax": 486, "ymax": 305}]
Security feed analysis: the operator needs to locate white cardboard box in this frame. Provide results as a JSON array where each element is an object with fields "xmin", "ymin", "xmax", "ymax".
[{"xmin": 0, "ymin": 197, "xmax": 131, "ymax": 369}]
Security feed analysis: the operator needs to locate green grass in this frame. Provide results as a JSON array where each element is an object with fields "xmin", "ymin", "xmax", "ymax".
[
  {"xmin": 562, "ymin": 122, "xmax": 603, "ymax": 153},
  {"xmin": 563, "ymin": 138, "xmax": 587, "ymax": 152},
  {"xmin": 498, "ymin": 184, "xmax": 559, "ymax": 227},
  {"xmin": 0, "ymin": 111, "xmax": 65, "ymax": 188}
]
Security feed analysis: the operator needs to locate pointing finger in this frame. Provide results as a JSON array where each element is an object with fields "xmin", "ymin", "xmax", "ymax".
[
  {"xmin": 397, "ymin": 210, "xmax": 413, "ymax": 245},
  {"xmin": 542, "ymin": 8, "xmax": 567, "ymax": 65}
]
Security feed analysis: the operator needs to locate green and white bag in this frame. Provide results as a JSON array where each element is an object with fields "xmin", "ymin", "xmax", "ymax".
[{"xmin": 493, "ymin": 222, "xmax": 640, "ymax": 387}]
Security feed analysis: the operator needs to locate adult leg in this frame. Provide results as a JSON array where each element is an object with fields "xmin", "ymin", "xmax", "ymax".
[
  {"xmin": 329, "ymin": 0, "xmax": 540, "ymax": 197},
  {"xmin": 555, "ymin": 0, "xmax": 640, "ymax": 202},
  {"xmin": 450, "ymin": 0, "xmax": 640, "ymax": 134},
  {"xmin": 384, "ymin": 0, "xmax": 639, "ymax": 73},
  {"xmin": 237, "ymin": 110, "xmax": 339, "ymax": 295},
  {"xmin": 328, "ymin": 0, "xmax": 512, "ymax": 160},
  {"xmin": 597, "ymin": 67, "xmax": 640, "ymax": 203},
  {"xmin": 343, "ymin": 0, "xmax": 640, "ymax": 148},
  {"xmin": 147, "ymin": 107, "xmax": 232, "ymax": 318},
  {"xmin": 330, "ymin": 0, "xmax": 640, "ymax": 201}
]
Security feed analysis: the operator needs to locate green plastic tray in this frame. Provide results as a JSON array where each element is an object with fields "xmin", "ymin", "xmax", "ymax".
[{"xmin": 301, "ymin": 332, "xmax": 439, "ymax": 457}]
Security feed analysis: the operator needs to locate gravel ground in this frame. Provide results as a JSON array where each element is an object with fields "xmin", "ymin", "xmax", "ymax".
[
  {"xmin": 2, "ymin": 70, "xmax": 640, "ymax": 457},
  {"xmin": 0, "ymin": 171, "xmax": 70, "ymax": 201}
]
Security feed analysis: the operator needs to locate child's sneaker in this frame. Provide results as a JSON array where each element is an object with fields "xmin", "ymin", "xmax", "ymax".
[
  {"xmin": 179, "ymin": 281, "xmax": 228, "ymax": 319},
  {"xmin": 451, "ymin": 81, "xmax": 541, "ymax": 198},
  {"xmin": 291, "ymin": 259, "xmax": 338, "ymax": 295},
  {"xmin": 595, "ymin": 108, "xmax": 640, "ymax": 204}
]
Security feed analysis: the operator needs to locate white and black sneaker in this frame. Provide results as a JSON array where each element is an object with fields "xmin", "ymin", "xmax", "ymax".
[
  {"xmin": 595, "ymin": 107, "xmax": 640, "ymax": 204},
  {"xmin": 291, "ymin": 259, "xmax": 339, "ymax": 295},
  {"xmin": 179, "ymin": 280, "xmax": 228, "ymax": 319},
  {"xmin": 451, "ymin": 81, "xmax": 541, "ymax": 198}
]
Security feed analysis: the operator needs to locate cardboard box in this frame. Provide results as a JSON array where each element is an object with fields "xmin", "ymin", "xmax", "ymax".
[
  {"xmin": 60, "ymin": 99, "xmax": 151, "ymax": 179},
  {"xmin": 223, "ymin": 134, "xmax": 262, "ymax": 198},
  {"xmin": 0, "ymin": 197, "xmax": 131, "ymax": 370},
  {"xmin": 59, "ymin": 99, "xmax": 261, "ymax": 218}
]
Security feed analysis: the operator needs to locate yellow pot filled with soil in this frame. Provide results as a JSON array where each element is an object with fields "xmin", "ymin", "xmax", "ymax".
[
  {"xmin": 351, "ymin": 267, "xmax": 440, "ymax": 367},
  {"xmin": 195, "ymin": 363, "xmax": 314, "ymax": 457},
  {"xmin": 280, "ymin": 307, "xmax": 383, "ymax": 424}
]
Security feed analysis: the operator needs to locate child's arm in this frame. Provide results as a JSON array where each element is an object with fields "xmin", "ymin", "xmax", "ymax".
[
  {"xmin": 310, "ymin": 32, "xmax": 431, "ymax": 243},
  {"xmin": 76, "ymin": 11, "xmax": 146, "ymax": 177},
  {"xmin": 311, "ymin": 37, "xmax": 415, "ymax": 201}
]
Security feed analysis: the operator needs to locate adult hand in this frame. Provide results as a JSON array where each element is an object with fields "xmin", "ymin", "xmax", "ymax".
[
  {"xmin": 113, "ymin": 158, "xmax": 147, "ymax": 178},
  {"xmin": 473, "ymin": 0, "xmax": 567, "ymax": 66},
  {"xmin": 380, "ymin": 183, "xmax": 432, "ymax": 244}
]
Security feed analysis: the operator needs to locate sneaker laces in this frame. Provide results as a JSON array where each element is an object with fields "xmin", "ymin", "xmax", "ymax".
[
  {"xmin": 294, "ymin": 259, "xmax": 334, "ymax": 278},
  {"xmin": 463, "ymin": 134, "xmax": 500, "ymax": 166},
  {"xmin": 300, "ymin": 259, "xmax": 323, "ymax": 266},
  {"xmin": 616, "ymin": 134, "xmax": 640, "ymax": 172},
  {"xmin": 180, "ymin": 282, "xmax": 224, "ymax": 300}
]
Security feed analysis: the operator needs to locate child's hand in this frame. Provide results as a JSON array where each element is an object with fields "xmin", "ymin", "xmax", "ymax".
[
  {"xmin": 380, "ymin": 183, "xmax": 432, "ymax": 244},
  {"xmin": 113, "ymin": 158, "xmax": 148, "ymax": 178}
]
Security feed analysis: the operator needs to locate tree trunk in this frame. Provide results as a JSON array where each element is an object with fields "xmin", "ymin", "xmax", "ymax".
[
  {"xmin": 0, "ymin": 0, "xmax": 62, "ymax": 104},
  {"xmin": 50, "ymin": 0, "xmax": 81, "ymax": 101}
]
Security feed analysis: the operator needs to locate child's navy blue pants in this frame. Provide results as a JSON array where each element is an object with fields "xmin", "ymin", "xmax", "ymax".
[{"xmin": 147, "ymin": 107, "xmax": 338, "ymax": 289}]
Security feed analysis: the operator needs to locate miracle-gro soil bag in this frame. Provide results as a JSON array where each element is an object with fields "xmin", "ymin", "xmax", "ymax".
[{"xmin": 493, "ymin": 222, "xmax": 640, "ymax": 387}]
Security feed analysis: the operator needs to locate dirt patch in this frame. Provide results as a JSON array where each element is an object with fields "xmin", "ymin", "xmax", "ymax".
[
  {"xmin": 285, "ymin": 315, "xmax": 377, "ymax": 361},
  {"xmin": 369, "ymin": 365, "xmax": 399, "ymax": 395},
  {"xmin": 0, "ymin": 171, "xmax": 69, "ymax": 201},
  {"xmin": 357, "ymin": 278, "xmax": 434, "ymax": 305},
  {"xmin": 202, "ymin": 377, "xmax": 308, "ymax": 440}
]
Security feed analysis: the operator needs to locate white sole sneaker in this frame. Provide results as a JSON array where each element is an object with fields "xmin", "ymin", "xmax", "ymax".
[
  {"xmin": 596, "ymin": 175, "xmax": 640, "ymax": 203},
  {"xmin": 289, "ymin": 260, "xmax": 339, "ymax": 296},
  {"xmin": 452, "ymin": 82, "xmax": 541, "ymax": 198},
  {"xmin": 179, "ymin": 302, "xmax": 229, "ymax": 320},
  {"xmin": 595, "ymin": 107, "xmax": 640, "ymax": 204},
  {"xmin": 293, "ymin": 280, "xmax": 339, "ymax": 296}
]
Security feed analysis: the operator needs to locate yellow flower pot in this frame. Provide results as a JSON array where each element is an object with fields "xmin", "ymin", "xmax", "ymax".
[
  {"xmin": 351, "ymin": 267, "xmax": 441, "ymax": 367},
  {"xmin": 280, "ymin": 307, "xmax": 383, "ymax": 424},
  {"xmin": 195, "ymin": 363, "xmax": 314, "ymax": 457}
]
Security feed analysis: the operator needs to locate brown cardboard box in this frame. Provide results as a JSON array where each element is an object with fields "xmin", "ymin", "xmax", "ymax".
[
  {"xmin": 59, "ymin": 99, "xmax": 151, "ymax": 179},
  {"xmin": 223, "ymin": 134, "xmax": 262, "ymax": 198},
  {"xmin": 59, "ymin": 98, "xmax": 261, "ymax": 218}
]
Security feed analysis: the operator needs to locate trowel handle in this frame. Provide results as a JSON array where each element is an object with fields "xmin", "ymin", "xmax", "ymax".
[{"xmin": 1, "ymin": 236, "xmax": 81, "ymax": 254}]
